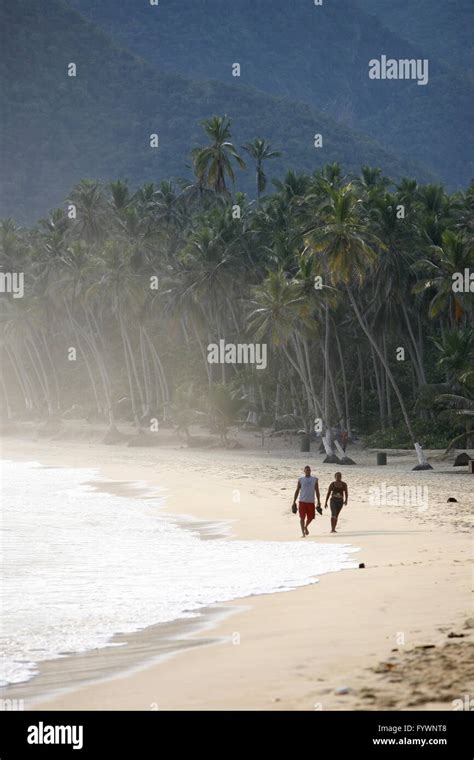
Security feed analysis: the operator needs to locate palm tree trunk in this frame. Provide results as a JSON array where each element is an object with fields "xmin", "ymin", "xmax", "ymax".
[
  {"xmin": 139, "ymin": 326, "xmax": 151, "ymax": 419},
  {"xmin": 41, "ymin": 329, "xmax": 61, "ymax": 411},
  {"xmin": 370, "ymin": 342, "xmax": 385, "ymax": 432},
  {"xmin": 118, "ymin": 311, "xmax": 140, "ymax": 427},
  {"xmin": 290, "ymin": 335, "xmax": 323, "ymax": 420},
  {"xmin": 142, "ymin": 327, "xmax": 169, "ymax": 408},
  {"xmin": 301, "ymin": 336, "xmax": 324, "ymax": 419},
  {"xmin": 289, "ymin": 372, "xmax": 305, "ymax": 421},
  {"xmin": 328, "ymin": 354, "xmax": 344, "ymax": 427},
  {"xmin": 122, "ymin": 322, "xmax": 146, "ymax": 417},
  {"xmin": 323, "ymin": 304, "xmax": 330, "ymax": 432},
  {"xmin": 382, "ymin": 332, "xmax": 393, "ymax": 427},
  {"xmin": 0, "ymin": 350, "xmax": 13, "ymax": 419},
  {"xmin": 6, "ymin": 345, "xmax": 32, "ymax": 410},
  {"xmin": 347, "ymin": 286, "xmax": 416, "ymax": 444},
  {"xmin": 73, "ymin": 328, "xmax": 103, "ymax": 415},
  {"xmin": 63, "ymin": 298, "xmax": 103, "ymax": 414},
  {"xmin": 274, "ymin": 366, "xmax": 282, "ymax": 425},
  {"xmin": 400, "ymin": 301, "xmax": 426, "ymax": 385},
  {"xmin": 334, "ymin": 324, "xmax": 351, "ymax": 436},
  {"xmin": 82, "ymin": 307, "xmax": 116, "ymax": 428},
  {"xmin": 25, "ymin": 336, "xmax": 53, "ymax": 417},
  {"xmin": 283, "ymin": 343, "xmax": 315, "ymax": 426},
  {"xmin": 358, "ymin": 346, "xmax": 365, "ymax": 417}
]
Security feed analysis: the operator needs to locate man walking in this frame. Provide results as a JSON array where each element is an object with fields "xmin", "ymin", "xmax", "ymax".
[{"xmin": 292, "ymin": 465, "xmax": 321, "ymax": 537}]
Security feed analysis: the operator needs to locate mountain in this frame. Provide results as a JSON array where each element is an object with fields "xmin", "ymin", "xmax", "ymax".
[
  {"xmin": 358, "ymin": 0, "xmax": 474, "ymax": 72},
  {"xmin": 67, "ymin": 0, "xmax": 474, "ymax": 189},
  {"xmin": 0, "ymin": 0, "xmax": 434, "ymax": 223}
]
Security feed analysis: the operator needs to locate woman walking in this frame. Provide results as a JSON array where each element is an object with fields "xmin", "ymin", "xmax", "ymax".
[{"xmin": 324, "ymin": 472, "xmax": 348, "ymax": 533}]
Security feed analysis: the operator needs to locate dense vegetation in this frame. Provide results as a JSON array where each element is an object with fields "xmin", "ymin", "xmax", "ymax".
[
  {"xmin": 0, "ymin": 0, "xmax": 450, "ymax": 223},
  {"xmin": 68, "ymin": 0, "xmax": 474, "ymax": 189},
  {"xmin": 1, "ymin": 116, "xmax": 473, "ymax": 450}
]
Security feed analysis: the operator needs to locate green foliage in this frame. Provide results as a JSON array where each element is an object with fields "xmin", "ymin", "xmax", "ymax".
[
  {"xmin": 363, "ymin": 419, "xmax": 461, "ymax": 450},
  {"xmin": 0, "ymin": 120, "xmax": 472, "ymax": 446}
]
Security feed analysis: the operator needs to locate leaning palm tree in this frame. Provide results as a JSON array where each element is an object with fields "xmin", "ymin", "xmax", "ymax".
[
  {"xmin": 192, "ymin": 116, "xmax": 246, "ymax": 193},
  {"xmin": 242, "ymin": 138, "xmax": 281, "ymax": 201},
  {"xmin": 247, "ymin": 270, "xmax": 323, "ymax": 427},
  {"xmin": 305, "ymin": 184, "xmax": 418, "ymax": 446}
]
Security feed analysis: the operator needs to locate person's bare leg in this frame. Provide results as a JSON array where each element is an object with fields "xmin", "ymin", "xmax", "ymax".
[
  {"xmin": 331, "ymin": 516, "xmax": 337, "ymax": 533},
  {"xmin": 305, "ymin": 516, "xmax": 314, "ymax": 535},
  {"xmin": 300, "ymin": 515, "xmax": 306, "ymax": 537}
]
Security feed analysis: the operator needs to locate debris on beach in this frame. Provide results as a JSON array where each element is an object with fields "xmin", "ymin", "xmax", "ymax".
[
  {"xmin": 453, "ymin": 452, "xmax": 471, "ymax": 467},
  {"xmin": 334, "ymin": 686, "xmax": 352, "ymax": 695}
]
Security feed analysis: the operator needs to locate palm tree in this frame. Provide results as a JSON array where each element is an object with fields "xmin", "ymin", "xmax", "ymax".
[
  {"xmin": 169, "ymin": 215, "xmax": 245, "ymax": 385},
  {"xmin": 306, "ymin": 184, "xmax": 417, "ymax": 445},
  {"xmin": 68, "ymin": 180, "xmax": 108, "ymax": 244},
  {"xmin": 415, "ymin": 184, "xmax": 450, "ymax": 247},
  {"xmin": 1, "ymin": 119, "xmax": 472, "ymax": 451},
  {"xmin": 109, "ymin": 180, "xmax": 131, "ymax": 214},
  {"xmin": 242, "ymin": 138, "xmax": 281, "ymax": 201},
  {"xmin": 247, "ymin": 270, "xmax": 323, "ymax": 428},
  {"xmin": 368, "ymin": 191, "xmax": 428, "ymax": 392},
  {"xmin": 293, "ymin": 252, "xmax": 341, "ymax": 435},
  {"xmin": 87, "ymin": 241, "xmax": 148, "ymax": 427},
  {"xmin": 433, "ymin": 328, "xmax": 474, "ymax": 388},
  {"xmin": 435, "ymin": 327, "xmax": 474, "ymax": 451},
  {"xmin": 193, "ymin": 116, "xmax": 246, "ymax": 193},
  {"xmin": 396, "ymin": 177, "xmax": 418, "ymax": 212},
  {"xmin": 0, "ymin": 219, "xmax": 25, "ymax": 270},
  {"xmin": 317, "ymin": 163, "xmax": 346, "ymax": 190},
  {"xmin": 356, "ymin": 166, "xmax": 391, "ymax": 198},
  {"xmin": 436, "ymin": 394, "xmax": 474, "ymax": 450},
  {"xmin": 415, "ymin": 230, "xmax": 473, "ymax": 329}
]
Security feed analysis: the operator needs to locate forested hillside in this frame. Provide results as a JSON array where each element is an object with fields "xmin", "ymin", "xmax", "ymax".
[
  {"xmin": 68, "ymin": 0, "xmax": 474, "ymax": 188},
  {"xmin": 1, "ymin": 0, "xmax": 432, "ymax": 222},
  {"xmin": 358, "ymin": 0, "xmax": 474, "ymax": 71}
]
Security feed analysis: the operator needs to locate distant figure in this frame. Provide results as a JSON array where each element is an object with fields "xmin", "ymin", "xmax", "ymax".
[
  {"xmin": 292, "ymin": 465, "xmax": 321, "ymax": 538},
  {"xmin": 341, "ymin": 430, "xmax": 348, "ymax": 452},
  {"xmin": 324, "ymin": 472, "xmax": 348, "ymax": 533}
]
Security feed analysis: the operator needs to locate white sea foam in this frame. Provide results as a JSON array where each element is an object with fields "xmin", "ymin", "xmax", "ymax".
[{"xmin": 0, "ymin": 460, "xmax": 358, "ymax": 686}]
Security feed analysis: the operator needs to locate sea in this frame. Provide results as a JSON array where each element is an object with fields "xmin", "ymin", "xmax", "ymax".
[{"xmin": 0, "ymin": 459, "xmax": 358, "ymax": 687}]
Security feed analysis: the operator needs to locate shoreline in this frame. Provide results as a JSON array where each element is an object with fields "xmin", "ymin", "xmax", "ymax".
[
  {"xmin": 1, "ymin": 431, "xmax": 473, "ymax": 711},
  {"xmin": 1, "ymin": 449, "xmax": 357, "ymax": 706}
]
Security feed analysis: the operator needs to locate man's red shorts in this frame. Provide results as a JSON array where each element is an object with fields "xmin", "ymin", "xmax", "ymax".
[{"xmin": 299, "ymin": 501, "xmax": 315, "ymax": 520}]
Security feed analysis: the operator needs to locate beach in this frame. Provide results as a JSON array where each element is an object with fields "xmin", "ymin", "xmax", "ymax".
[{"xmin": 1, "ymin": 425, "xmax": 473, "ymax": 711}]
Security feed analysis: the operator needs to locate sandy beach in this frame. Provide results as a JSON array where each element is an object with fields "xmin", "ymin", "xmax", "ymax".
[{"xmin": 1, "ymin": 425, "xmax": 473, "ymax": 711}]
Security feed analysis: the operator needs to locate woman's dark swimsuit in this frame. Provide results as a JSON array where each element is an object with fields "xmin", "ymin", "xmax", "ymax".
[{"xmin": 329, "ymin": 481, "xmax": 345, "ymax": 517}]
